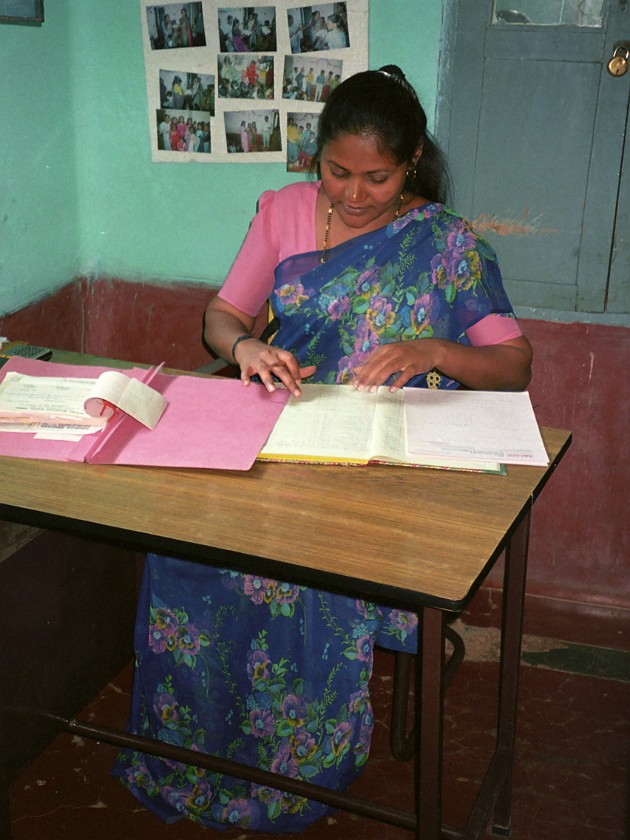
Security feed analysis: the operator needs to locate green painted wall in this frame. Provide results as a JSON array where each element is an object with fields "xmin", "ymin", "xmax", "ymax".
[
  {"xmin": 0, "ymin": 5, "xmax": 79, "ymax": 315},
  {"xmin": 1, "ymin": 0, "xmax": 443, "ymax": 314}
]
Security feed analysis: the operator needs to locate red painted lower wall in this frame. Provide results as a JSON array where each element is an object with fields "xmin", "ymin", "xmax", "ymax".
[
  {"xmin": 0, "ymin": 277, "xmax": 218, "ymax": 371},
  {"xmin": 2, "ymin": 278, "xmax": 628, "ymax": 648}
]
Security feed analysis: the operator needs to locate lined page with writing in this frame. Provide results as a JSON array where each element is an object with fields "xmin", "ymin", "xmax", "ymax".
[{"xmin": 260, "ymin": 384, "xmax": 378, "ymax": 463}]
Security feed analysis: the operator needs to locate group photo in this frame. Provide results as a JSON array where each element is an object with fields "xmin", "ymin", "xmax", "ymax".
[
  {"xmin": 160, "ymin": 70, "xmax": 215, "ymax": 114},
  {"xmin": 286, "ymin": 111, "xmax": 319, "ymax": 171},
  {"xmin": 146, "ymin": 3, "xmax": 206, "ymax": 49},
  {"xmin": 282, "ymin": 55, "xmax": 342, "ymax": 101},
  {"xmin": 218, "ymin": 54, "xmax": 275, "ymax": 100},
  {"xmin": 156, "ymin": 109, "xmax": 211, "ymax": 152},
  {"xmin": 218, "ymin": 6, "xmax": 277, "ymax": 52},
  {"xmin": 224, "ymin": 108, "xmax": 281, "ymax": 153},
  {"xmin": 288, "ymin": 3, "xmax": 349, "ymax": 53}
]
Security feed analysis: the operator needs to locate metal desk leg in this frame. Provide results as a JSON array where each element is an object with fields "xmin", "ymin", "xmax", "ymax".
[
  {"xmin": 415, "ymin": 606, "xmax": 446, "ymax": 839},
  {"xmin": 493, "ymin": 507, "xmax": 531, "ymax": 836}
]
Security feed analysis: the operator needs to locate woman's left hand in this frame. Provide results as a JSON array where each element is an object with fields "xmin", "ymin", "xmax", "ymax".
[
  {"xmin": 352, "ymin": 340, "xmax": 442, "ymax": 391},
  {"xmin": 351, "ymin": 336, "xmax": 533, "ymax": 392}
]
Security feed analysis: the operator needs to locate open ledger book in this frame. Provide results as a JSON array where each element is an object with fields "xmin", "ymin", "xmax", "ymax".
[{"xmin": 259, "ymin": 384, "xmax": 510, "ymax": 473}]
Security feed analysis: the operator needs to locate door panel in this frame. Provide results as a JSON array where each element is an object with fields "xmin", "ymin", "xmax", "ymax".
[
  {"xmin": 439, "ymin": 0, "xmax": 630, "ymax": 316},
  {"xmin": 474, "ymin": 60, "xmax": 601, "ymax": 308}
]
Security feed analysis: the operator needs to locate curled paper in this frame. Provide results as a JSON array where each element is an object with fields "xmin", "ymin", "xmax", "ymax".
[{"xmin": 84, "ymin": 370, "xmax": 167, "ymax": 430}]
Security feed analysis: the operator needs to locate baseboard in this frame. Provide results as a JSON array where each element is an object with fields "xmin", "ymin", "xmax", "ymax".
[{"xmin": 464, "ymin": 586, "xmax": 630, "ymax": 651}]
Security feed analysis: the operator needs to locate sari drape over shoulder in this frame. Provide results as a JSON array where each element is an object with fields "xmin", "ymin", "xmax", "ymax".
[{"xmin": 270, "ymin": 203, "xmax": 514, "ymax": 389}]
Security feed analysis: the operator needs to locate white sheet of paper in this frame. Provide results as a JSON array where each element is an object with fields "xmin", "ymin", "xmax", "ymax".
[{"xmin": 403, "ymin": 389, "xmax": 549, "ymax": 466}]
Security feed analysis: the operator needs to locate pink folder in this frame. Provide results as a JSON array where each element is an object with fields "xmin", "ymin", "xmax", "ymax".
[{"xmin": 0, "ymin": 358, "xmax": 289, "ymax": 471}]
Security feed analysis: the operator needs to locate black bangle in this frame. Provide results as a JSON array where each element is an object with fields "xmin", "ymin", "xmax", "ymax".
[{"xmin": 231, "ymin": 333, "xmax": 255, "ymax": 363}]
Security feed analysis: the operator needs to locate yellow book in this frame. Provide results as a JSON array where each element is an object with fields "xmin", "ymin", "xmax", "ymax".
[{"xmin": 258, "ymin": 383, "xmax": 504, "ymax": 473}]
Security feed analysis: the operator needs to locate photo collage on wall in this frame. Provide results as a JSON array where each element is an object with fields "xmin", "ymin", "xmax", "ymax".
[{"xmin": 140, "ymin": 0, "xmax": 369, "ymax": 164}]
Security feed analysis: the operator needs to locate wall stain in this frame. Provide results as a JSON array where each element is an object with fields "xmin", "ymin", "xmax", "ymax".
[{"xmin": 472, "ymin": 209, "xmax": 556, "ymax": 238}]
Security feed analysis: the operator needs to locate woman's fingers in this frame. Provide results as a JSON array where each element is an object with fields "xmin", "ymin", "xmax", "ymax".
[{"xmin": 236, "ymin": 340, "xmax": 317, "ymax": 397}]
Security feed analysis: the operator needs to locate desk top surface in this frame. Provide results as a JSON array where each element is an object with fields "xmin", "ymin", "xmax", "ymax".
[{"xmin": 0, "ymin": 351, "xmax": 571, "ymax": 611}]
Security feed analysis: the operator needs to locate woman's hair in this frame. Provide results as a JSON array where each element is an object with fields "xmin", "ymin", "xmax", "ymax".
[{"xmin": 315, "ymin": 64, "xmax": 450, "ymax": 204}]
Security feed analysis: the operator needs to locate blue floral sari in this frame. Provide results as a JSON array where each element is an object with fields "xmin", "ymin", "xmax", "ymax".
[
  {"xmin": 270, "ymin": 203, "xmax": 514, "ymax": 389},
  {"xmin": 113, "ymin": 557, "xmax": 415, "ymax": 831},
  {"xmin": 113, "ymin": 205, "xmax": 515, "ymax": 832}
]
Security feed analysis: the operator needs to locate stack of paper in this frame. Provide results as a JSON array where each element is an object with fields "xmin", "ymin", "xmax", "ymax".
[{"xmin": 0, "ymin": 368, "xmax": 167, "ymax": 436}]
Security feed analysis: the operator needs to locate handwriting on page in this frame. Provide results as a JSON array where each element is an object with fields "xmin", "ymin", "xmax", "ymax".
[
  {"xmin": 0, "ymin": 374, "xmax": 109, "ymax": 428},
  {"xmin": 261, "ymin": 385, "xmax": 376, "ymax": 458}
]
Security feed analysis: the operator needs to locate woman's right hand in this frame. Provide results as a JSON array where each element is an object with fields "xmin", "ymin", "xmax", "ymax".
[{"xmin": 234, "ymin": 338, "xmax": 316, "ymax": 397}]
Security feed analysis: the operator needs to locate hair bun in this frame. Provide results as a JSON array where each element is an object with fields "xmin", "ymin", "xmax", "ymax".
[
  {"xmin": 377, "ymin": 64, "xmax": 406, "ymax": 81},
  {"xmin": 377, "ymin": 65, "xmax": 418, "ymax": 102}
]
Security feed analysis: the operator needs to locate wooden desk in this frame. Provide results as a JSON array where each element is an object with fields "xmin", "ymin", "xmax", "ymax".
[{"xmin": 0, "ymin": 359, "xmax": 571, "ymax": 839}]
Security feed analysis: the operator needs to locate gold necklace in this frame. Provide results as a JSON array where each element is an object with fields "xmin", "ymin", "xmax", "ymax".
[{"xmin": 320, "ymin": 192, "xmax": 405, "ymax": 264}]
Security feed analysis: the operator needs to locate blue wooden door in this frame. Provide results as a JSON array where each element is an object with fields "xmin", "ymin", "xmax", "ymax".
[{"xmin": 439, "ymin": 0, "xmax": 630, "ymax": 317}]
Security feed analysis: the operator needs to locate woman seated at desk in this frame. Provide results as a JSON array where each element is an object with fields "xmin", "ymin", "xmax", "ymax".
[{"xmin": 113, "ymin": 65, "xmax": 532, "ymax": 831}]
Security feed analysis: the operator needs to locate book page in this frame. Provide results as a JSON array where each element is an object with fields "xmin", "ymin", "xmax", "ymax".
[
  {"xmin": 259, "ymin": 383, "xmax": 377, "ymax": 462},
  {"xmin": 403, "ymin": 389, "xmax": 549, "ymax": 466},
  {"xmin": 370, "ymin": 388, "xmax": 503, "ymax": 472},
  {"xmin": 260, "ymin": 384, "xmax": 504, "ymax": 471},
  {"xmin": 368, "ymin": 388, "xmax": 407, "ymax": 461}
]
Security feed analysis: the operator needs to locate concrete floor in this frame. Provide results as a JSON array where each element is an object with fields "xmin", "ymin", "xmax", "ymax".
[{"xmin": 7, "ymin": 621, "xmax": 629, "ymax": 840}]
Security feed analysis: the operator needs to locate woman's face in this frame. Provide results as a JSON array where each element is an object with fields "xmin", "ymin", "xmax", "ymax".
[{"xmin": 320, "ymin": 132, "xmax": 408, "ymax": 231}]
